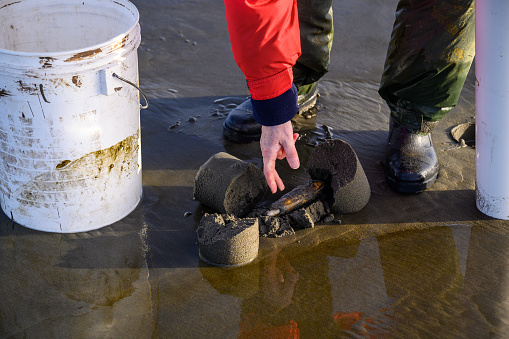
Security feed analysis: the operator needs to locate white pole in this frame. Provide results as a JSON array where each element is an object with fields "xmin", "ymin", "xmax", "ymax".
[{"xmin": 476, "ymin": 0, "xmax": 509, "ymax": 219}]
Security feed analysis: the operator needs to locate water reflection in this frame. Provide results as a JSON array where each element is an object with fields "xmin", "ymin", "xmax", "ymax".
[
  {"xmin": 0, "ymin": 210, "xmax": 154, "ymax": 337},
  {"xmin": 376, "ymin": 227, "xmax": 464, "ymax": 337},
  {"xmin": 461, "ymin": 225, "xmax": 509, "ymax": 336},
  {"xmin": 199, "ymin": 224, "xmax": 509, "ymax": 337},
  {"xmin": 3, "ymin": 209, "xmax": 509, "ymax": 337}
]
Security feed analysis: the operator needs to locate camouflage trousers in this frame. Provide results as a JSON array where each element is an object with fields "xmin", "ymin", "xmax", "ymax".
[{"xmin": 296, "ymin": 0, "xmax": 475, "ymax": 132}]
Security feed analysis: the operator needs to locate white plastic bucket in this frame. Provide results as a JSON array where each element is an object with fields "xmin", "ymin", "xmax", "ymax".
[
  {"xmin": 475, "ymin": 0, "xmax": 509, "ymax": 219},
  {"xmin": 0, "ymin": 0, "xmax": 143, "ymax": 232}
]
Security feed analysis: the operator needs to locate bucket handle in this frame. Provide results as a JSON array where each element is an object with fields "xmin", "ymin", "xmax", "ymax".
[{"xmin": 112, "ymin": 73, "xmax": 149, "ymax": 109}]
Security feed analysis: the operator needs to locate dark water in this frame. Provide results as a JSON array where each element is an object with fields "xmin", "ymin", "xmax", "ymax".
[{"xmin": 2, "ymin": 0, "xmax": 509, "ymax": 337}]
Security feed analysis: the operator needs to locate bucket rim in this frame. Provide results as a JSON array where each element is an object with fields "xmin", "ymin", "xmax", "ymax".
[{"xmin": 0, "ymin": 0, "xmax": 140, "ymax": 58}]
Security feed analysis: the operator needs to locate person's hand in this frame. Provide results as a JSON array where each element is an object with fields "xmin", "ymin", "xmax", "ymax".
[
  {"xmin": 260, "ymin": 121, "xmax": 300, "ymax": 193},
  {"xmin": 261, "ymin": 249, "xmax": 299, "ymax": 310}
]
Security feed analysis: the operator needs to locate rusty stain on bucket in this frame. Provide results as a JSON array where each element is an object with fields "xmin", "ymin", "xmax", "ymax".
[
  {"xmin": 39, "ymin": 84, "xmax": 50, "ymax": 103},
  {"xmin": 39, "ymin": 57, "xmax": 56, "ymax": 69},
  {"xmin": 49, "ymin": 78, "xmax": 74, "ymax": 89},
  {"xmin": 64, "ymin": 48, "xmax": 103, "ymax": 62},
  {"xmin": 116, "ymin": 34, "xmax": 129, "ymax": 49},
  {"xmin": 56, "ymin": 160, "xmax": 71, "ymax": 169},
  {"xmin": 17, "ymin": 80, "xmax": 38, "ymax": 94},
  {"xmin": 0, "ymin": 1, "xmax": 21, "ymax": 10},
  {"xmin": 15, "ymin": 130, "xmax": 140, "ymax": 214},
  {"xmin": 0, "ymin": 89, "xmax": 10, "ymax": 97},
  {"xmin": 72, "ymin": 76, "xmax": 83, "ymax": 87},
  {"xmin": 113, "ymin": 1, "xmax": 127, "ymax": 9}
]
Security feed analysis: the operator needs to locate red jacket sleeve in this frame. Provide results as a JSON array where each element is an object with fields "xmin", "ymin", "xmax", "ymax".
[{"xmin": 224, "ymin": 0, "xmax": 301, "ymax": 101}]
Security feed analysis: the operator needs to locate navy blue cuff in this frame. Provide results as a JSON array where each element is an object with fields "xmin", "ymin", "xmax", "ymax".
[{"xmin": 251, "ymin": 84, "xmax": 298, "ymax": 126}]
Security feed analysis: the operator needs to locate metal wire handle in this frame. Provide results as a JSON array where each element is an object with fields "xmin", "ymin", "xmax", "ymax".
[{"xmin": 112, "ymin": 73, "xmax": 149, "ymax": 109}]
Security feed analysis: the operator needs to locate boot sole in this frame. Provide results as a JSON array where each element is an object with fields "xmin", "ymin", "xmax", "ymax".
[
  {"xmin": 297, "ymin": 85, "xmax": 319, "ymax": 115},
  {"xmin": 385, "ymin": 171, "xmax": 438, "ymax": 194}
]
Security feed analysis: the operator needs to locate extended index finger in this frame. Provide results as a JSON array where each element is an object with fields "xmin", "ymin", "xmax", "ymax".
[{"xmin": 281, "ymin": 133, "xmax": 300, "ymax": 169}]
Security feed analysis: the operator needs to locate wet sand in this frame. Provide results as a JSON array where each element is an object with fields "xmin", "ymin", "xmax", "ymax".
[{"xmin": 2, "ymin": 0, "xmax": 509, "ymax": 337}]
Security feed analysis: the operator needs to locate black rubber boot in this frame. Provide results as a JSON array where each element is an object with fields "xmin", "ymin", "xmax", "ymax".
[
  {"xmin": 223, "ymin": 84, "xmax": 319, "ymax": 143},
  {"xmin": 385, "ymin": 117, "xmax": 439, "ymax": 193},
  {"xmin": 222, "ymin": 99, "xmax": 262, "ymax": 143}
]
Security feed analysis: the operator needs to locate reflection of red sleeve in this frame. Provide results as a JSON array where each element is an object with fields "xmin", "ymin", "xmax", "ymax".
[
  {"xmin": 334, "ymin": 309, "xmax": 393, "ymax": 337},
  {"xmin": 239, "ymin": 312, "xmax": 299, "ymax": 339},
  {"xmin": 224, "ymin": 0, "xmax": 301, "ymax": 100},
  {"xmin": 334, "ymin": 311, "xmax": 364, "ymax": 331}
]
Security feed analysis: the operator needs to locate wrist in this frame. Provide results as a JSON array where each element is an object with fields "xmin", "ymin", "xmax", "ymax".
[{"xmin": 252, "ymin": 84, "xmax": 298, "ymax": 126}]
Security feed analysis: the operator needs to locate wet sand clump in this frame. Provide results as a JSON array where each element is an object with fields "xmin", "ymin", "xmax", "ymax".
[
  {"xmin": 248, "ymin": 198, "xmax": 332, "ymax": 237},
  {"xmin": 307, "ymin": 139, "xmax": 371, "ymax": 213},
  {"xmin": 194, "ymin": 152, "xmax": 267, "ymax": 217},
  {"xmin": 451, "ymin": 122, "xmax": 475, "ymax": 147},
  {"xmin": 257, "ymin": 215, "xmax": 295, "ymax": 237},
  {"xmin": 196, "ymin": 213, "xmax": 259, "ymax": 267},
  {"xmin": 288, "ymin": 199, "xmax": 331, "ymax": 229}
]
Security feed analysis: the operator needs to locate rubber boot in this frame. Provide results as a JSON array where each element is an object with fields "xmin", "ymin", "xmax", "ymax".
[
  {"xmin": 223, "ymin": 84, "xmax": 319, "ymax": 143},
  {"xmin": 385, "ymin": 117, "xmax": 439, "ymax": 193},
  {"xmin": 378, "ymin": 0, "xmax": 475, "ymax": 131}
]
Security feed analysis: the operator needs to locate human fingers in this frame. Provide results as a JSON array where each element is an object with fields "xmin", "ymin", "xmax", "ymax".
[
  {"xmin": 263, "ymin": 156, "xmax": 285, "ymax": 193},
  {"xmin": 277, "ymin": 148, "xmax": 284, "ymax": 160},
  {"xmin": 277, "ymin": 133, "xmax": 299, "ymax": 160},
  {"xmin": 260, "ymin": 122, "xmax": 297, "ymax": 193},
  {"xmin": 281, "ymin": 134, "xmax": 300, "ymax": 170}
]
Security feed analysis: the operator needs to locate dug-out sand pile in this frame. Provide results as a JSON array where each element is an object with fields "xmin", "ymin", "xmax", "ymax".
[
  {"xmin": 307, "ymin": 139, "xmax": 371, "ymax": 213},
  {"xmin": 194, "ymin": 152, "xmax": 267, "ymax": 217},
  {"xmin": 249, "ymin": 196, "xmax": 334, "ymax": 237},
  {"xmin": 195, "ymin": 140, "xmax": 370, "ymax": 266}
]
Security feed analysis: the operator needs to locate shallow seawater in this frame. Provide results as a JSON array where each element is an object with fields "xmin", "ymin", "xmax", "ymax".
[
  {"xmin": 3, "ymin": 218, "xmax": 509, "ymax": 337},
  {"xmin": 1, "ymin": 0, "xmax": 509, "ymax": 337}
]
